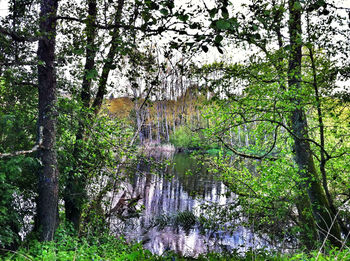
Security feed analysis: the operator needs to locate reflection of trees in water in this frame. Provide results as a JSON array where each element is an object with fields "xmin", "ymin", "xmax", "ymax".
[
  {"xmin": 171, "ymin": 153, "xmax": 218, "ymax": 198},
  {"xmin": 109, "ymin": 152, "xmax": 267, "ymax": 256}
]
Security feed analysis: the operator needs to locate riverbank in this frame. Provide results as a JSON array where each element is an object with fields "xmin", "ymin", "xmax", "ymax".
[{"xmin": 139, "ymin": 140, "xmax": 226, "ymax": 155}]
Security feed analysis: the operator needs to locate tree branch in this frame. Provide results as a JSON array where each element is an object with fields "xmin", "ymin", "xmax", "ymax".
[
  {"xmin": 0, "ymin": 26, "xmax": 39, "ymax": 42},
  {"xmin": 216, "ymin": 125, "xmax": 279, "ymax": 160},
  {"xmin": 0, "ymin": 126, "xmax": 43, "ymax": 159}
]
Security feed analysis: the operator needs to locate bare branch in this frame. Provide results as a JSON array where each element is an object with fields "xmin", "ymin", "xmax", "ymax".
[{"xmin": 0, "ymin": 145, "xmax": 40, "ymax": 159}]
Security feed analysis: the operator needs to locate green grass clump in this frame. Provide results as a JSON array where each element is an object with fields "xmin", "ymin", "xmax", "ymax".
[
  {"xmin": 2, "ymin": 226, "xmax": 349, "ymax": 260},
  {"xmin": 2, "ymin": 232, "xmax": 152, "ymax": 261}
]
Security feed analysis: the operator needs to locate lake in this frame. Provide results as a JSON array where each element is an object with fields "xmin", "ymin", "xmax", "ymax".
[{"xmin": 109, "ymin": 152, "xmax": 268, "ymax": 257}]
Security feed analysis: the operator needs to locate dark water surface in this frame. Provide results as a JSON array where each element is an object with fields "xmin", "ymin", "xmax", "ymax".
[{"xmin": 109, "ymin": 153, "xmax": 266, "ymax": 257}]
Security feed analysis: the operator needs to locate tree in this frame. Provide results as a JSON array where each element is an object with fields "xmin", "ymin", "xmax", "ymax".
[
  {"xmin": 0, "ymin": 0, "xmax": 59, "ymax": 242},
  {"xmin": 1, "ymin": 0, "xmax": 186, "ymax": 239},
  {"xmin": 194, "ymin": 0, "xmax": 349, "ymax": 248},
  {"xmin": 57, "ymin": 0, "xmax": 186, "ymax": 231},
  {"xmin": 286, "ymin": 0, "xmax": 340, "ymax": 247},
  {"xmin": 36, "ymin": 0, "xmax": 59, "ymax": 241}
]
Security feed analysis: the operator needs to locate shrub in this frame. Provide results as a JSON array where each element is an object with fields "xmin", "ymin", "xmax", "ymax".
[{"xmin": 170, "ymin": 126, "xmax": 201, "ymax": 149}]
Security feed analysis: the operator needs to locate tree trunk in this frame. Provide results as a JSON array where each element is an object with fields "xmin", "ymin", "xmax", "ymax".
[
  {"xmin": 64, "ymin": 0, "xmax": 125, "ymax": 231},
  {"xmin": 36, "ymin": 0, "xmax": 59, "ymax": 241},
  {"xmin": 157, "ymin": 102, "xmax": 161, "ymax": 143},
  {"xmin": 64, "ymin": 0, "xmax": 97, "ymax": 231},
  {"xmin": 288, "ymin": 0, "xmax": 341, "ymax": 247},
  {"xmin": 229, "ymin": 127, "xmax": 234, "ymax": 147},
  {"xmin": 136, "ymin": 103, "xmax": 144, "ymax": 144},
  {"xmin": 80, "ymin": 0, "xmax": 97, "ymax": 107},
  {"xmin": 148, "ymin": 107, "xmax": 152, "ymax": 142},
  {"xmin": 197, "ymin": 108, "xmax": 200, "ymax": 129},
  {"xmin": 308, "ymin": 45, "xmax": 349, "ymax": 236},
  {"xmin": 244, "ymin": 124, "xmax": 249, "ymax": 147},
  {"xmin": 173, "ymin": 107, "xmax": 176, "ymax": 133},
  {"xmin": 92, "ymin": 0, "xmax": 124, "ymax": 113},
  {"xmin": 164, "ymin": 102, "xmax": 169, "ymax": 142},
  {"xmin": 238, "ymin": 126, "xmax": 241, "ymax": 146}
]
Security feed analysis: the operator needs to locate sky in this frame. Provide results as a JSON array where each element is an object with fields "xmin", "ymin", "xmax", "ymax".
[
  {"xmin": 1, "ymin": 0, "xmax": 349, "ymax": 21},
  {"xmin": 0, "ymin": 0, "xmax": 349, "ymax": 92},
  {"xmin": 0, "ymin": 0, "xmax": 8, "ymax": 17}
]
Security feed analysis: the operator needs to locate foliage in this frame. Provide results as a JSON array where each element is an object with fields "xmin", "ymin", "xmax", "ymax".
[
  {"xmin": 151, "ymin": 210, "xmax": 197, "ymax": 232},
  {"xmin": 0, "ymin": 76, "xmax": 38, "ymax": 248},
  {"xmin": 170, "ymin": 126, "xmax": 202, "ymax": 149},
  {"xmin": 108, "ymin": 97, "xmax": 134, "ymax": 120},
  {"xmin": 192, "ymin": 0, "xmax": 350, "ymax": 249},
  {"xmin": 197, "ymin": 50, "xmax": 350, "ymax": 245},
  {"xmin": 57, "ymin": 99, "xmax": 135, "ymax": 179},
  {"xmin": 0, "ymin": 156, "xmax": 38, "ymax": 249},
  {"xmin": 1, "ymin": 0, "xmax": 350, "ymax": 257},
  {"xmin": 56, "ymin": 98, "xmax": 136, "ymax": 234},
  {"xmin": 2, "ymin": 229, "xmax": 153, "ymax": 261},
  {"xmin": 3, "ymin": 230, "xmax": 350, "ymax": 261}
]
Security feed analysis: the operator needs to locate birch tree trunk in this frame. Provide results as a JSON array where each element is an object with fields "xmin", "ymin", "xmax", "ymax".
[
  {"xmin": 164, "ymin": 102, "xmax": 170, "ymax": 142},
  {"xmin": 148, "ymin": 107, "xmax": 152, "ymax": 142},
  {"xmin": 157, "ymin": 102, "xmax": 161, "ymax": 143}
]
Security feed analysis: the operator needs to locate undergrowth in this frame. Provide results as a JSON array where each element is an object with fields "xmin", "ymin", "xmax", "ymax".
[{"xmin": 1, "ymin": 226, "xmax": 349, "ymax": 260}]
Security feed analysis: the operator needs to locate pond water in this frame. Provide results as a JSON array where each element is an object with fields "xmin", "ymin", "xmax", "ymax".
[{"xmin": 109, "ymin": 152, "xmax": 268, "ymax": 257}]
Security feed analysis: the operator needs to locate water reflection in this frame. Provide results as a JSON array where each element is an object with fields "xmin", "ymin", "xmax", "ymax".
[{"xmin": 109, "ymin": 153, "xmax": 266, "ymax": 257}]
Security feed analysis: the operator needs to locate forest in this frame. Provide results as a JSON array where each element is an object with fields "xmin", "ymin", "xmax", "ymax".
[{"xmin": 0, "ymin": 0, "xmax": 350, "ymax": 260}]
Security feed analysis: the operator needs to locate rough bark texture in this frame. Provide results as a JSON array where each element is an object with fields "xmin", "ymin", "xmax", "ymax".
[
  {"xmin": 288, "ymin": 0, "xmax": 341, "ymax": 248},
  {"xmin": 37, "ymin": 0, "xmax": 59, "ymax": 241}
]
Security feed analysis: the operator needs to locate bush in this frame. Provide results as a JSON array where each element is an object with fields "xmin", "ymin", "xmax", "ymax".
[{"xmin": 169, "ymin": 126, "xmax": 201, "ymax": 149}]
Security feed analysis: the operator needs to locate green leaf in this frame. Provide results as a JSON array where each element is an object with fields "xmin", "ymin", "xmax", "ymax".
[
  {"xmin": 293, "ymin": 1, "xmax": 302, "ymax": 10},
  {"xmin": 201, "ymin": 45, "xmax": 209, "ymax": 53},
  {"xmin": 160, "ymin": 8, "xmax": 168, "ymax": 16},
  {"xmin": 189, "ymin": 23, "xmax": 200, "ymax": 29},
  {"xmin": 221, "ymin": 7, "xmax": 229, "ymax": 19},
  {"xmin": 209, "ymin": 8, "xmax": 218, "ymax": 18},
  {"xmin": 179, "ymin": 14, "xmax": 189, "ymax": 22},
  {"xmin": 215, "ymin": 34, "xmax": 223, "ymax": 44},
  {"xmin": 72, "ymin": 48, "xmax": 84, "ymax": 55},
  {"xmin": 316, "ymin": 0, "xmax": 326, "ymax": 8},
  {"xmin": 216, "ymin": 20, "xmax": 231, "ymax": 30},
  {"xmin": 86, "ymin": 68, "xmax": 98, "ymax": 80},
  {"xmin": 150, "ymin": 2, "xmax": 159, "ymax": 10}
]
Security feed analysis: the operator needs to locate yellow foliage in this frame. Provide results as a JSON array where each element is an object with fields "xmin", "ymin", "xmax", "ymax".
[{"xmin": 107, "ymin": 97, "xmax": 134, "ymax": 117}]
